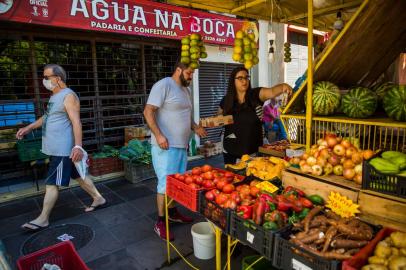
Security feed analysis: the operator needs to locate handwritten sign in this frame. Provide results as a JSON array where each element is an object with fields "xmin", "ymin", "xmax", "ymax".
[
  {"xmin": 325, "ymin": 192, "xmax": 360, "ymax": 218},
  {"xmin": 256, "ymin": 181, "xmax": 279, "ymax": 194}
]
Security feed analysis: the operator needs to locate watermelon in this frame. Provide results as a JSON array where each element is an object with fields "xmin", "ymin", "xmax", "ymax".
[
  {"xmin": 373, "ymin": 81, "xmax": 395, "ymax": 101},
  {"xmin": 307, "ymin": 81, "xmax": 341, "ymax": 115},
  {"xmin": 383, "ymin": 85, "xmax": 406, "ymax": 121},
  {"xmin": 341, "ymin": 87, "xmax": 377, "ymax": 118}
]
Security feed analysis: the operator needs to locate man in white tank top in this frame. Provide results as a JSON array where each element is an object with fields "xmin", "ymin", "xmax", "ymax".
[{"xmin": 16, "ymin": 64, "xmax": 106, "ymax": 231}]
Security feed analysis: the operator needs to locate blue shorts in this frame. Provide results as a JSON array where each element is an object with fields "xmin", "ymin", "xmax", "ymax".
[
  {"xmin": 45, "ymin": 156, "xmax": 80, "ymax": 187},
  {"xmin": 151, "ymin": 145, "xmax": 187, "ymax": 194}
]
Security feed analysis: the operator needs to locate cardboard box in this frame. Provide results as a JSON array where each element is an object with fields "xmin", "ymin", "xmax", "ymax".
[
  {"xmin": 124, "ymin": 126, "xmax": 150, "ymax": 144},
  {"xmin": 200, "ymin": 115, "xmax": 233, "ymax": 128},
  {"xmin": 198, "ymin": 142, "xmax": 223, "ymax": 157}
]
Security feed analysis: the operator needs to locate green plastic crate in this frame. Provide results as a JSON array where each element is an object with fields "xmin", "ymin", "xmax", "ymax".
[{"xmin": 17, "ymin": 137, "xmax": 48, "ymax": 162}]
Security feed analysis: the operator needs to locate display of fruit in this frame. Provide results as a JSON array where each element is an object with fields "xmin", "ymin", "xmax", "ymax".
[
  {"xmin": 369, "ymin": 151, "xmax": 406, "ymax": 175},
  {"xmin": 305, "ymin": 81, "xmax": 341, "ymax": 115},
  {"xmin": 341, "ymin": 87, "xmax": 377, "ymax": 118},
  {"xmin": 171, "ymin": 165, "xmax": 243, "ymax": 190},
  {"xmin": 292, "ymin": 133, "xmax": 373, "ymax": 184},
  {"xmin": 361, "ymin": 231, "xmax": 406, "ymax": 270},
  {"xmin": 383, "ymin": 85, "xmax": 406, "ymax": 122},
  {"xmin": 180, "ymin": 33, "xmax": 207, "ymax": 70},
  {"xmin": 284, "ymin": 42, "xmax": 291, "ymax": 62},
  {"xmin": 232, "ymin": 29, "xmax": 258, "ymax": 70}
]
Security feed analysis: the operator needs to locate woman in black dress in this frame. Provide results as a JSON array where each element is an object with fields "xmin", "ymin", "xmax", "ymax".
[{"xmin": 218, "ymin": 67, "xmax": 292, "ymax": 164}]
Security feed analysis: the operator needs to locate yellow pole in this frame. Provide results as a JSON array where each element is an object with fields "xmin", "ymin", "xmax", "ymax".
[
  {"xmin": 165, "ymin": 193, "xmax": 171, "ymax": 263},
  {"xmin": 216, "ymin": 227, "xmax": 221, "ymax": 270},
  {"xmin": 306, "ymin": 0, "xmax": 314, "ymax": 150},
  {"xmin": 227, "ymin": 235, "xmax": 231, "ymax": 270}
]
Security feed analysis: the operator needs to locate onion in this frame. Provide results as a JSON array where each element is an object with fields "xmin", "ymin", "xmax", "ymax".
[
  {"xmin": 328, "ymin": 154, "xmax": 340, "ymax": 166},
  {"xmin": 307, "ymin": 156, "xmax": 317, "ymax": 166},
  {"xmin": 343, "ymin": 159, "xmax": 355, "ymax": 169},
  {"xmin": 343, "ymin": 168, "xmax": 356, "ymax": 180},
  {"xmin": 351, "ymin": 152, "xmax": 363, "ymax": 164},
  {"xmin": 363, "ymin": 149, "xmax": 374, "ymax": 160},
  {"xmin": 327, "ymin": 137, "xmax": 338, "ymax": 148},
  {"xmin": 311, "ymin": 165, "xmax": 323, "ymax": 176},
  {"xmin": 354, "ymin": 174, "xmax": 362, "ymax": 185},
  {"xmin": 345, "ymin": 147, "xmax": 357, "ymax": 158},
  {"xmin": 341, "ymin": 139, "xmax": 352, "ymax": 149},
  {"xmin": 354, "ymin": 164, "xmax": 363, "ymax": 174},
  {"xmin": 333, "ymin": 144, "xmax": 345, "ymax": 156}
]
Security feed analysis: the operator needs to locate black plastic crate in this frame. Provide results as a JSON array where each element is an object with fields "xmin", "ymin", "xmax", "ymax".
[
  {"xmin": 272, "ymin": 226, "xmax": 341, "ymax": 270},
  {"xmin": 362, "ymin": 159, "xmax": 406, "ymax": 199},
  {"xmin": 199, "ymin": 190, "xmax": 231, "ymax": 234},
  {"xmin": 229, "ymin": 211, "xmax": 278, "ymax": 260},
  {"xmin": 124, "ymin": 161, "xmax": 155, "ymax": 183}
]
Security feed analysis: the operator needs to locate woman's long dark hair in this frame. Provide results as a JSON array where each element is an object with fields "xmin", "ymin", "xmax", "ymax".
[{"xmin": 223, "ymin": 66, "xmax": 252, "ymax": 115}]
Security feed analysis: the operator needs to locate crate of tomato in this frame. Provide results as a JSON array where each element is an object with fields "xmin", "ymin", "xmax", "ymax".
[
  {"xmin": 167, "ymin": 165, "xmax": 244, "ymax": 213},
  {"xmin": 229, "ymin": 185, "xmax": 323, "ymax": 260}
]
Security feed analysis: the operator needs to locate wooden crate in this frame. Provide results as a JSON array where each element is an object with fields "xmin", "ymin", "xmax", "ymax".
[
  {"xmin": 124, "ymin": 126, "xmax": 149, "ymax": 145},
  {"xmin": 282, "ymin": 169, "xmax": 360, "ymax": 203},
  {"xmin": 258, "ymin": 146, "xmax": 285, "ymax": 157},
  {"xmin": 358, "ymin": 191, "xmax": 406, "ymax": 231},
  {"xmin": 200, "ymin": 115, "xmax": 233, "ymax": 127}
]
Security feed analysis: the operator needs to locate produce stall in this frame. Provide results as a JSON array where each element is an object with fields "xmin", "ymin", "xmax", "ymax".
[{"xmin": 158, "ymin": 0, "xmax": 406, "ymax": 269}]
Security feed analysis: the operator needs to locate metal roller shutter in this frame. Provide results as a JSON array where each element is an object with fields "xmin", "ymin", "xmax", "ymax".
[{"xmin": 198, "ymin": 62, "xmax": 241, "ymax": 143}]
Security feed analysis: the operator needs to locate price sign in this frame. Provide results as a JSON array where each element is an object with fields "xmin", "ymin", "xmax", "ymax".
[
  {"xmin": 325, "ymin": 192, "xmax": 360, "ymax": 218},
  {"xmin": 246, "ymin": 231, "xmax": 254, "ymax": 244},
  {"xmin": 256, "ymin": 181, "xmax": 279, "ymax": 194}
]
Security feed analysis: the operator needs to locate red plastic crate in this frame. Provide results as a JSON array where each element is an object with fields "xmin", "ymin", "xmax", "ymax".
[
  {"xmin": 166, "ymin": 168, "xmax": 245, "ymax": 212},
  {"xmin": 166, "ymin": 175, "xmax": 204, "ymax": 212},
  {"xmin": 342, "ymin": 227, "xmax": 395, "ymax": 270},
  {"xmin": 17, "ymin": 241, "xmax": 89, "ymax": 270},
  {"xmin": 88, "ymin": 155, "xmax": 123, "ymax": 176}
]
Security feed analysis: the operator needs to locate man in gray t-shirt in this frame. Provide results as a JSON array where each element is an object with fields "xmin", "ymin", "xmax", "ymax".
[{"xmin": 144, "ymin": 62, "xmax": 206, "ymax": 241}]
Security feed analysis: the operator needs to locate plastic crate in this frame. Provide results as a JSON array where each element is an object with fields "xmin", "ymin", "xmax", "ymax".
[
  {"xmin": 342, "ymin": 228, "xmax": 395, "ymax": 270},
  {"xmin": 199, "ymin": 193, "xmax": 231, "ymax": 234},
  {"xmin": 124, "ymin": 161, "xmax": 155, "ymax": 183},
  {"xmin": 229, "ymin": 211, "xmax": 278, "ymax": 260},
  {"xmin": 166, "ymin": 174, "xmax": 205, "ymax": 212},
  {"xmin": 89, "ymin": 155, "xmax": 123, "ymax": 176},
  {"xmin": 16, "ymin": 131, "xmax": 48, "ymax": 162},
  {"xmin": 272, "ymin": 226, "xmax": 341, "ymax": 270},
  {"xmin": 362, "ymin": 159, "xmax": 406, "ymax": 198},
  {"xmin": 17, "ymin": 241, "xmax": 89, "ymax": 270}
]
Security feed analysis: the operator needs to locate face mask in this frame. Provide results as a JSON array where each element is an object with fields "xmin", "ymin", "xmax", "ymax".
[{"xmin": 42, "ymin": 78, "xmax": 55, "ymax": 91}]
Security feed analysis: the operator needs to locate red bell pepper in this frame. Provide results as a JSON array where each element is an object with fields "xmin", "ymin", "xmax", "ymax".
[
  {"xmin": 298, "ymin": 197, "xmax": 313, "ymax": 208},
  {"xmin": 252, "ymin": 200, "xmax": 267, "ymax": 225},
  {"xmin": 276, "ymin": 195, "xmax": 293, "ymax": 212},
  {"xmin": 237, "ymin": 205, "xmax": 253, "ymax": 220},
  {"xmin": 284, "ymin": 186, "xmax": 306, "ymax": 197}
]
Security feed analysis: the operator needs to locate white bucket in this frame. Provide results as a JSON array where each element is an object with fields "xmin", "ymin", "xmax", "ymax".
[{"xmin": 191, "ymin": 222, "xmax": 215, "ymax": 260}]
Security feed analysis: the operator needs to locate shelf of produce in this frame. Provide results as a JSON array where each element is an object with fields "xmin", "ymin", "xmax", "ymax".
[
  {"xmin": 282, "ymin": 168, "xmax": 360, "ymax": 203},
  {"xmin": 357, "ymin": 190, "xmax": 406, "ymax": 232},
  {"xmin": 281, "ymin": 114, "xmax": 405, "ymax": 151}
]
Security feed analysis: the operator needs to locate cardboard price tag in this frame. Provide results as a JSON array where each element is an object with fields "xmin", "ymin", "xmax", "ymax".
[
  {"xmin": 325, "ymin": 192, "xmax": 360, "ymax": 218},
  {"xmin": 255, "ymin": 181, "xmax": 279, "ymax": 194}
]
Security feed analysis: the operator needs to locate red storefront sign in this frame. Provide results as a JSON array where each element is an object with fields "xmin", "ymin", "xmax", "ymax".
[{"xmin": 0, "ymin": 0, "xmax": 248, "ymax": 46}]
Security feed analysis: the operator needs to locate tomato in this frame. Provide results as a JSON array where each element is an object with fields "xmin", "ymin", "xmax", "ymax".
[
  {"xmin": 194, "ymin": 176, "xmax": 203, "ymax": 185},
  {"xmin": 177, "ymin": 175, "xmax": 185, "ymax": 182},
  {"xmin": 205, "ymin": 190, "xmax": 215, "ymax": 201},
  {"xmin": 223, "ymin": 199, "xmax": 237, "ymax": 210},
  {"xmin": 224, "ymin": 171, "xmax": 234, "ymax": 178},
  {"xmin": 202, "ymin": 171, "xmax": 214, "ymax": 180},
  {"xmin": 174, "ymin": 173, "xmax": 182, "ymax": 180},
  {"xmin": 216, "ymin": 180, "xmax": 227, "ymax": 190},
  {"xmin": 249, "ymin": 186, "xmax": 260, "ymax": 197},
  {"xmin": 202, "ymin": 180, "xmax": 215, "ymax": 189},
  {"xmin": 230, "ymin": 191, "xmax": 241, "ymax": 204},
  {"xmin": 192, "ymin": 167, "xmax": 202, "ymax": 175},
  {"xmin": 212, "ymin": 189, "xmax": 220, "ymax": 197},
  {"xmin": 202, "ymin": 164, "xmax": 212, "ymax": 172},
  {"xmin": 215, "ymin": 193, "xmax": 228, "ymax": 205},
  {"xmin": 222, "ymin": 184, "xmax": 235, "ymax": 194},
  {"xmin": 250, "ymin": 180, "xmax": 260, "ymax": 187},
  {"xmin": 188, "ymin": 183, "xmax": 199, "ymax": 189},
  {"xmin": 185, "ymin": 176, "xmax": 194, "ymax": 185}
]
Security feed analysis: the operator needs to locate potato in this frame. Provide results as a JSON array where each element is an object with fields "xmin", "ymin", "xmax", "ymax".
[
  {"xmin": 375, "ymin": 242, "xmax": 393, "ymax": 258},
  {"xmin": 369, "ymin": 256, "xmax": 388, "ymax": 265},
  {"xmin": 390, "ymin": 232, "xmax": 406, "ymax": 249},
  {"xmin": 361, "ymin": 264, "xmax": 388, "ymax": 270},
  {"xmin": 388, "ymin": 256, "xmax": 406, "ymax": 270}
]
